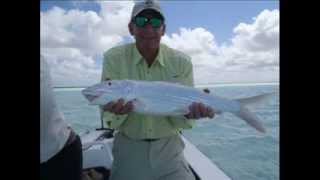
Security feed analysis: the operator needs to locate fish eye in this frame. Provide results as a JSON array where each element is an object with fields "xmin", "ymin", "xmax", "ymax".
[
  {"xmin": 203, "ymin": 88, "xmax": 210, "ymax": 94},
  {"xmin": 108, "ymin": 82, "xmax": 112, "ymax": 86}
]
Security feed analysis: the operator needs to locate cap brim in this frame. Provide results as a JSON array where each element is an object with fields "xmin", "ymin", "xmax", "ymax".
[{"xmin": 132, "ymin": 8, "xmax": 165, "ymax": 20}]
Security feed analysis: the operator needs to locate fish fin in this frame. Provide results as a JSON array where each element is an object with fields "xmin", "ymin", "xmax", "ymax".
[
  {"xmin": 233, "ymin": 92, "xmax": 276, "ymax": 133},
  {"xmin": 131, "ymin": 98, "xmax": 147, "ymax": 111},
  {"xmin": 83, "ymin": 94, "xmax": 102, "ymax": 105},
  {"xmin": 235, "ymin": 92, "xmax": 275, "ymax": 108},
  {"xmin": 234, "ymin": 106, "xmax": 267, "ymax": 133}
]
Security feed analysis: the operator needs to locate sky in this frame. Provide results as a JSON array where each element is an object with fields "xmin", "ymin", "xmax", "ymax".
[{"xmin": 40, "ymin": 0, "xmax": 279, "ymax": 87}]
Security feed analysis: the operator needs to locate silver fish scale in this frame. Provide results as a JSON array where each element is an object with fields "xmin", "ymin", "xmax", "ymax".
[
  {"xmin": 131, "ymin": 81, "xmax": 241, "ymax": 115},
  {"xmin": 82, "ymin": 80, "xmax": 268, "ymax": 133}
]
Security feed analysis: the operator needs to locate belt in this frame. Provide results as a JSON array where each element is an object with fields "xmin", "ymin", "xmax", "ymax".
[
  {"xmin": 118, "ymin": 132, "xmax": 160, "ymax": 142},
  {"xmin": 141, "ymin": 138, "xmax": 160, "ymax": 142}
]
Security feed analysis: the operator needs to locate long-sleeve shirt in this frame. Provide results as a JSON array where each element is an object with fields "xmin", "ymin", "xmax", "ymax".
[{"xmin": 101, "ymin": 43, "xmax": 195, "ymax": 140}]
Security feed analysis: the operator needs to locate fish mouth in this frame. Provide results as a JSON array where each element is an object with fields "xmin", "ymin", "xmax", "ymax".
[
  {"xmin": 83, "ymin": 94, "xmax": 99, "ymax": 102},
  {"xmin": 82, "ymin": 88, "xmax": 102, "ymax": 102}
]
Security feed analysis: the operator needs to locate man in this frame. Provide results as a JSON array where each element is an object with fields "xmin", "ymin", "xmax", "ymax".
[
  {"xmin": 40, "ymin": 55, "xmax": 83, "ymax": 180},
  {"xmin": 101, "ymin": 0, "xmax": 215, "ymax": 180}
]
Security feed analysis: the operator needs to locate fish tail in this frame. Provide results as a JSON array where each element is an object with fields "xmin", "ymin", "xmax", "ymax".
[
  {"xmin": 234, "ymin": 106, "xmax": 266, "ymax": 133},
  {"xmin": 233, "ymin": 92, "xmax": 275, "ymax": 133},
  {"xmin": 235, "ymin": 92, "xmax": 275, "ymax": 107}
]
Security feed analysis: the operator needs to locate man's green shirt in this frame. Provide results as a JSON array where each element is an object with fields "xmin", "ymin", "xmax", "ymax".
[{"xmin": 101, "ymin": 43, "xmax": 195, "ymax": 140}]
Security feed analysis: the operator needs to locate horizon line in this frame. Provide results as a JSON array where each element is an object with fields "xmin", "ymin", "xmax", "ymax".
[{"xmin": 53, "ymin": 81, "xmax": 279, "ymax": 88}]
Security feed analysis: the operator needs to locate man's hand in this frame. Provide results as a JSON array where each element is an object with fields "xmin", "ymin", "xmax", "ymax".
[
  {"xmin": 184, "ymin": 102, "xmax": 215, "ymax": 119},
  {"xmin": 103, "ymin": 98, "xmax": 134, "ymax": 115}
]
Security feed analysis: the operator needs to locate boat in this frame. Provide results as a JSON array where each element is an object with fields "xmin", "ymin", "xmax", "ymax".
[{"xmin": 80, "ymin": 125, "xmax": 231, "ymax": 180}]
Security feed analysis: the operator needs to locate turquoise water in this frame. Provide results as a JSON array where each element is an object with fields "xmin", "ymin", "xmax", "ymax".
[{"xmin": 54, "ymin": 84, "xmax": 279, "ymax": 180}]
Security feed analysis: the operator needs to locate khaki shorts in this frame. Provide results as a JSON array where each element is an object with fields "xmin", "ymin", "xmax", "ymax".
[{"xmin": 109, "ymin": 133, "xmax": 195, "ymax": 180}]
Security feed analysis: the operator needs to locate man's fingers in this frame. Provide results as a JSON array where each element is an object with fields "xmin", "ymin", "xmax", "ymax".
[
  {"xmin": 104, "ymin": 99, "xmax": 135, "ymax": 115},
  {"xmin": 103, "ymin": 101, "xmax": 115, "ymax": 111},
  {"xmin": 185, "ymin": 102, "xmax": 216, "ymax": 119},
  {"xmin": 193, "ymin": 102, "xmax": 201, "ymax": 119},
  {"xmin": 126, "ymin": 101, "xmax": 134, "ymax": 112},
  {"xmin": 207, "ymin": 107, "xmax": 215, "ymax": 118},
  {"xmin": 187, "ymin": 103, "xmax": 195, "ymax": 119},
  {"xmin": 198, "ymin": 103, "xmax": 207, "ymax": 117},
  {"xmin": 119, "ymin": 101, "xmax": 134, "ymax": 114},
  {"xmin": 113, "ymin": 98, "xmax": 125, "ymax": 113},
  {"xmin": 186, "ymin": 102, "xmax": 205, "ymax": 119}
]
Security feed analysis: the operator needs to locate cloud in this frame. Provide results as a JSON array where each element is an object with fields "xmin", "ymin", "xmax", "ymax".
[
  {"xmin": 162, "ymin": 27, "xmax": 225, "ymax": 84},
  {"xmin": 162, "ymin": 9, "xmax": 279, "ymax": 84},
  {"xmin": 41, "ymin": 1, "xmax": 134, "ymax": 86},
  {"xmin": 97, "ymin": 1, "xmax": 134, "ymax": 36},
  {"xmin": 40, "ymin": 47, "xmax": 100, "ymax": 86},
  {"xmin": 41, "ymin": 2, "xmax": 279, "ymax": 86},
  {"xmin": 162, "ymin": 27, "xmax": 219, "ymax": 56},
  {"xmin": 232, "ymin": 9, "xmax": 279, "ymax": 52}
]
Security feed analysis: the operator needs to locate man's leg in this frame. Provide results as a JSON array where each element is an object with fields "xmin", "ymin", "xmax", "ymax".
[
  {"xmin": 109, "ymin": 133, "xmax": 153, "ymax": 180},
  {"xmin": 157, "ymin": 159, "xmax": 196, "ymax": 180},
  {"xmin": 149, "ymin": 135, "xmax": 196, "ymax": 180}
]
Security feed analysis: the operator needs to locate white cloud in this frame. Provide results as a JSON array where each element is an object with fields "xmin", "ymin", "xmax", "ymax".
[
  {"xmin": 97, "ymin": 1, "xmax": 134, "ymax": 36},
  {"xmin": 41, "ymin": 2, "xmax": 279, "ymax": 86},
  {"xmin": 41, "ymin": 1, "xmax": 135, "ymax": 86},
  {"xmin": 162, "ymin": 9, "xmax": 279, "ymax": 85},
  {"xmin": 162, "ymin": 27, "xmax": 225, "ymax": 84},
  {"xmin": 40, "ymin": 47, "xmax": 100, "ymax": 86},
  {"xmin": 162, "ymin": 27, "xmax": 219, "ymax": 56},
  {"xmin": 232, "ymin": 9, "xmax": 279, "ymax": 52}
]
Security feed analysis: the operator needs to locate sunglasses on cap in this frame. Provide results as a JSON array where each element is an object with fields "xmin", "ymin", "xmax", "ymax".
[{"xmin": 133, "ymin": 16, "xmax": 163, "ymax": 28}]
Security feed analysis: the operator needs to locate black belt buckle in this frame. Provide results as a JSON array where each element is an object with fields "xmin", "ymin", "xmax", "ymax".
[{"xmin": 142, "ymin": 138, "xmax": 159, "ymax": 142}]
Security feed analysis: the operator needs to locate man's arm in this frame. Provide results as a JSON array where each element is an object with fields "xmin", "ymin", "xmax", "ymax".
[
  {"xmin": 100, "ymin": 52, "xmax": 133, "ymax": 129},
  {"xmin": 168, "ymin": 57, "xmax": 196, "ymax": 129},
  {"xmin": 182, "ymin": 58, "xmax": 215, "ymax": 120},
  {"xmin": 169, "ymin": 56, "xmax": 215, "ymax": 129}
]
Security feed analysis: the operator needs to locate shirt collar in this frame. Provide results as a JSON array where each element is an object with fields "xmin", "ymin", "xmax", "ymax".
[{"xmin": 132, "ymin": 43, "xmax": 165, "ymax": 67}]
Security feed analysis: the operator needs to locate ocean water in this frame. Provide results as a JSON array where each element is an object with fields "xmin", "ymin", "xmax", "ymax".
[{"xmin": 54, "ymin": 84, "xmax": 279, "ymax": 180}]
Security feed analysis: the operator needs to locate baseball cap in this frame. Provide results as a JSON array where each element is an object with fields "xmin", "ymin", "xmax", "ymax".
[{"xmin": 131, "ymin": 0, "xmax": 165, "ymax": 20}]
